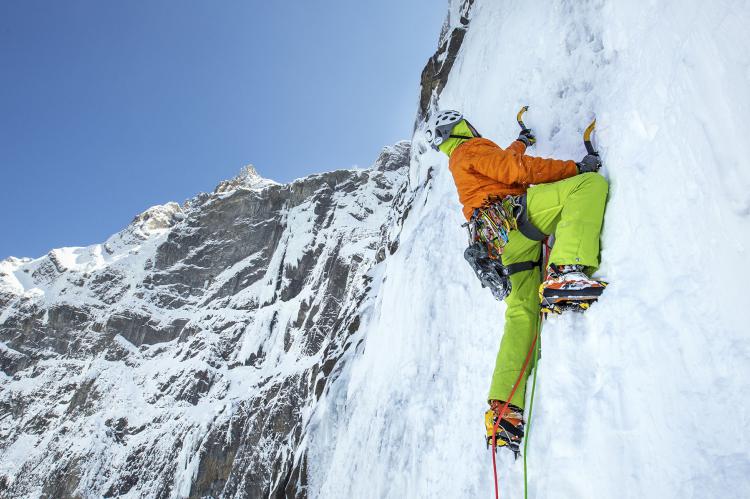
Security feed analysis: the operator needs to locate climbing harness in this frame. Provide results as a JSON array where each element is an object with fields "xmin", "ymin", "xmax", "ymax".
[
  {"xmin": 463, "ymin": 194, "xmax": 545, "ymax": 301},
  {"xmin": 462, "ymin": 196, "xmax": 517, "ymax": 301},
  {"xmin": 468, "ymin": 196, "xmax": 519, "ymax": 258},
  {"xmin": 464, "ymin": 194, "xmax": 547, "ymax": 301},
  {"xmin": 464, "ymin": 194, "xmax": 547, "ymax": 261},
  {"xmin": 513, "ymin": 194, "xmax": 547, "ymax": 242}
]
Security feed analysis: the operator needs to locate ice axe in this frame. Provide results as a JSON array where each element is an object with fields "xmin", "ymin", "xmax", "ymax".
[
  {"xmin": 516, "ymin": 105, "xmax": 536, "ymax": 147},
  {"xmin": 583, "ymin": 119, "xmax": 598, "ymax": 156},
  {"xmin": 518, "ymin": 106, "xmax": 598, "ymax": 156},
  {"xmin": 516, "ymin": 105, "xmax": 530, "ymax": 131}
]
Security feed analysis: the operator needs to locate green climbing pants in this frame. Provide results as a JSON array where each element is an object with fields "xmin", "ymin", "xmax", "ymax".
[{"xmin": 487, "ymin": 172, "xmax": 608, "ymax": 408}]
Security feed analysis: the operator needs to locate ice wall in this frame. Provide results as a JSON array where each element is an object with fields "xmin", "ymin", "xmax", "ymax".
[{"xmin": 308, "ymin": 1, "xmax": 750, "ymax": 497}]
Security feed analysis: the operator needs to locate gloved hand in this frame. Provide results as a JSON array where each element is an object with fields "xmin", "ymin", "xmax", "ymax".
[
  {"xmin": 577, "ymin": 154, "xmax": 602, "ymax": 173},
  {"xmin": 517, "ymin": 128, "xmax": 536, "ymax": 147}
]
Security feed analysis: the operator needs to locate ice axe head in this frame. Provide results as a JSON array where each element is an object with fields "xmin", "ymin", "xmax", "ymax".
[
  {"xmin": 583, "ymin": 119, "xmax": 598, "ymax": 156},
  {"xmin": 516, "ymin": 106, "xmax": 529, "ymax": 130}
]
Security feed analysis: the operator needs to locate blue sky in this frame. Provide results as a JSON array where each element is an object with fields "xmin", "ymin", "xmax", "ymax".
[{"xmin": 0, "ymin": 1, "xmax": 445, "ymax": 259}]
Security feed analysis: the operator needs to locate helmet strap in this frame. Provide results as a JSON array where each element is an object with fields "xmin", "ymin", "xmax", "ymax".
[{"xmin": 464, "ymin": 119, "xmax": 482, "ymax": 138}]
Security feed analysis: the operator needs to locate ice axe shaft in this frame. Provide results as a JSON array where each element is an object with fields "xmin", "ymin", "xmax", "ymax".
[
  {"xmin": 516, "ymin": 106, "xmax": 529, "ymax": 131},
  {"xmin": 583, "ymin": 119, "xmax": 598, "ymax": 156}
]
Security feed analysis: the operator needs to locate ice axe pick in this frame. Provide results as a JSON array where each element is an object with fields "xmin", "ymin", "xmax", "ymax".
[
  {"xmin": 516, "ymin": 105, "xmax": 529, "ymax": 131},
  {"xmin": 583, "ymin": 119, "xmax": 598, "ymax": 156}
]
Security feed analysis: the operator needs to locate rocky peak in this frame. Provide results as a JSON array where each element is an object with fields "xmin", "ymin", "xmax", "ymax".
[
  {"xmin": 373, "ymin": 141, "xmax": 411, "ymax": 172},
  {"xmin": 128, "ymin": 202, "xmax": 184, "ymax": 239},
  {"xmin": 215, "ymin": 164, "xmax": 278, "ymax": 194}
]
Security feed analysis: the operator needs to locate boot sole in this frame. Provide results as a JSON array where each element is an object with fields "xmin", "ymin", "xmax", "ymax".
[
  {"xmin": 539, "ymin": 280, "xmax": 608, "ymax": 303},
  {"xmin": 541, "ymin": 300, "xmax": 594, "ymax": 314}
]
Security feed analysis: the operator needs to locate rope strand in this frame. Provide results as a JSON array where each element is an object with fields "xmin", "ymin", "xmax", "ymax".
[
  {"xmin": 491, "ymin": 327, "xmax": 539, "ymax": 499},
  {"xmin": 523, "ymin": 318, "xmax": 542, "ymax": 498},
  {"xmin": 491, "ymin": 237, "xmax": 550, "ymax": 499}
]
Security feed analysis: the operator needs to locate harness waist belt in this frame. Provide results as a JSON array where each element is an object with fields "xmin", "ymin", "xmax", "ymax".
[
  {"xmin": 502, "ymin": 194, "xmax": 546, "ymax": 275},
  {"xmin": 514, "ymin": 194, "xmax": 547, "ymax": 241}
]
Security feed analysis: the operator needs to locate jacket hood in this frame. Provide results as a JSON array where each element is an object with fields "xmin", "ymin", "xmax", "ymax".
[{"xmin": 438, "ymin": 120, "xmax": 478, "ymax": 156}]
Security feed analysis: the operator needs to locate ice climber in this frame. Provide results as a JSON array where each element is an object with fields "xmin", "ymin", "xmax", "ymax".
[{"xmin": 425, "ymin": 109, "xmax": 608, "ymax": 454}]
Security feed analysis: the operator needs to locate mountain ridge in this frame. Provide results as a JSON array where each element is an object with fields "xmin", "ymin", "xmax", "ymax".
[{"xmin": 0, "ymin": 141, "xmax": 413, "ymax": 498}]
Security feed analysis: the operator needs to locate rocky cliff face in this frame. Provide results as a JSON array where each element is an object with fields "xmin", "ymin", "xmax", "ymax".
[
  {"xmin": 0, "ymin": 142, "xmax": 413, "ymax": 498},
  {"xmin": 417, "ymin": 0, "xmax": 474, "ymax": 122}
]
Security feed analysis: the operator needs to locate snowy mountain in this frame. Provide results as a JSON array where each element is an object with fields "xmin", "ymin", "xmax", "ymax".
[
  {"xmin": 3, "ymin": 0, "xmax": 750, "ymax": 498},
  {"xmin": 0, "ymin": 143, "xmax": 411, "ymax": 497}
]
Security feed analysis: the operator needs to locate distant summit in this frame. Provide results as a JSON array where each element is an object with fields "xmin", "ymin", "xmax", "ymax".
[{"xmin": 215, "ymin": 164, "xmax": 278, "ymax": 193}]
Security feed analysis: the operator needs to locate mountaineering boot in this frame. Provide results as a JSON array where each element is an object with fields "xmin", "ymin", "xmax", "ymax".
[
  {"xmin": 485, "ymin": 400, "xmax": 524, "ymax": 456},
  {"xmin": 540, "ymin": 264, "xmax": 607, "ymax": 313}
]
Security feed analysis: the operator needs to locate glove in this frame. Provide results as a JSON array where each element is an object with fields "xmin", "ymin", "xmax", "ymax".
[
  {"xmin": 577, "ymin": 154, "xmax": 602, "ymax": 173},
  {"xmin": 517, "ymin": 128, "xmax": 536, "ymax": 147}
]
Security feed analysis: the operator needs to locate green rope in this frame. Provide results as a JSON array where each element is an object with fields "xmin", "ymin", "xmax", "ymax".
[{"xmin": 523, "ymin": 317, "xmax": 543, "ymax": 499}]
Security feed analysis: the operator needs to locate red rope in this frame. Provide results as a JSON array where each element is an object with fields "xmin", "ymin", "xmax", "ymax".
[
  {"xmin": 491, "ymin": 239, "xmax": 550, "ymax": 498},
  {"xmin": 491, "ymin": 328, "xmax": 539, "ymax": 499}
]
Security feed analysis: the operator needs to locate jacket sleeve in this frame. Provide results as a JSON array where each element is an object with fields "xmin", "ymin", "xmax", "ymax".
[{"xmin": 470, "ymin": 140, "xmax": 579, "ymax": 185}]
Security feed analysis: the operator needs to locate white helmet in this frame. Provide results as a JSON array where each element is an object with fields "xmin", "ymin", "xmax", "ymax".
[
  {"xmin": 426, "ymin": 110, "xmax": 463, "ymax": 148},
  {"xmin": 425, "ymin": 110, "xmax": 479, "ymax": 151}
]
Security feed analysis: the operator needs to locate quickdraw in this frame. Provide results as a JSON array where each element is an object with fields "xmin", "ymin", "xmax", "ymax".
[{"xmin": 467, "ymin": 196, "xmax": 519, "ymax": 259}]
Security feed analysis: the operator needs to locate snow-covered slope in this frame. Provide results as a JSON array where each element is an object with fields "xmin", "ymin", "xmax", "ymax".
[{"xmin": 306, "ymin": 1, "xmax": 750, "ymax": 498}]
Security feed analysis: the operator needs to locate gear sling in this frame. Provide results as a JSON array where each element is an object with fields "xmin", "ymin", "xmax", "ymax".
[{"xmin": 463, "ymin": 194, "xmax": 546, "ymax": 300}]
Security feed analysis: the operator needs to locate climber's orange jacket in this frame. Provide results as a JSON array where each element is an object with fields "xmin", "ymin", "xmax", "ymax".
[{"xmin": 449, "ymin": 138, "xmax": 578, "ymax": 220}]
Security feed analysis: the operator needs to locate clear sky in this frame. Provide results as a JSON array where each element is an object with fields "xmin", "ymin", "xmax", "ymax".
[{"xmin": 0, "ymin": 1, "xmax": 446, "ymax": 259}]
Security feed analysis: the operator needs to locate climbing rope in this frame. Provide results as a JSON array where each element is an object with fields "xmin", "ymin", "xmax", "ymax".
[
  {"xmin": 523, "ymin": 237, "xmax": 550, "ymax": 498},
  {"xmin": 491, "ymin": 237, "xmax": 551, "ymax": 499},
  {"xmin": 491, "ymin": 328, "xmax": 539, "ymax": 499},
  {"xmin": 523, "ymin": 318, "xmax": 542, "ymax": 499}
]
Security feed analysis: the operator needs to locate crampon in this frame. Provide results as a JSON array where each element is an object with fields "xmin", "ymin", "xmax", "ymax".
[
  {"xmin": 484, "ymin": 401, "xmax": 525, "ymax": 458},
  {"xmin": 539, "ymin": 264, "xmax": 607, "ymax": 314}
]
